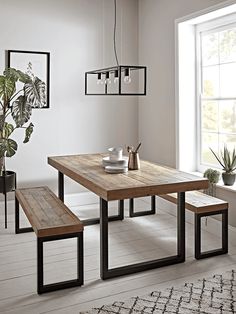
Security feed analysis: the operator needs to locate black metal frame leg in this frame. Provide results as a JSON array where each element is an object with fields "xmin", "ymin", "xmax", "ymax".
[
  {"xmin": 37, "ymin": 232, "xmax": 83, "ymax": 294},
  {"xmin": 58, "ymin": 171, "xmax": 124, "ymax": 226},
  {"xmin": 129, "ymin": 196, "xmax": 156, "ymax": 217},
  {"xmin": 4, "ymin": 172, "xmax": 17, "ymax": 229},
  {"xmin": 100, "ymin": 192, "xmax": 185, "ymax": 280},
  {"xmin": 195, "ymin": 209, "xmax": 228, "ymax": 260},
  {"xmin": 15, "ymin": 197, "xmax": 33, "ymax": 234},
  {"xmin": 4, "ymin": 192, "xmax": 7, "ymax": 229}
]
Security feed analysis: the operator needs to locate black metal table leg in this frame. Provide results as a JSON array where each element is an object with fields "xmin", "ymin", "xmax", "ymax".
[
  {"xmin": 177, "ymin": 192, "xmax": 185, "ymax": 261},
  {"xmin": 129, "ymin": 196, "xmax": 156, "ymax": 217},
  {"xmin": 58, "ymin": 171, "xmax": 124, "ymax": 226},
  {"xmin": 100, "ymin": 198, "xmax": 109, "ymax": 279},
  {"xmin": 118, "ymin": 200, "xmax": 124, "ymax": 220},
  {"xmin": 100, "ymin": 193, "xmax": 186, "ymax": 280}
]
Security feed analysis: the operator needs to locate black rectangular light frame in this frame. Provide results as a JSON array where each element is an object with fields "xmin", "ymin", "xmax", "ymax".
[{"xmin": 85, "ymin": 65, "xmax": 147, "ymax": 96}]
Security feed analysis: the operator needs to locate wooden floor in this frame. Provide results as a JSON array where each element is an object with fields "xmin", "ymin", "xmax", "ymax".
[{"xmin": 1, "ymin": 197, "xmax": 236, "ymax": 314}]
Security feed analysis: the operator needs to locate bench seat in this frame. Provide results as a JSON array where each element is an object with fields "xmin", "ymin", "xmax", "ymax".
[
  {"xmin": 160, "ymin": 190, "xmax": 228, "ymax": 214},
  {"xmin": 15, "ymin": 186, "xmax": 84, "ymax": 294},
  {"xmin": 15, "ymin": 186, "xmax": 83, "ymax": 237},
  {"xmin": 129, "ymin": 191, "xmax": 228, "ymax": 260}
]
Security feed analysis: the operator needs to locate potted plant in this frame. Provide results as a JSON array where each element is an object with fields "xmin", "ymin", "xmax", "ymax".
[
  {"xmin": 0, "ymin": 64, "xmax": 46, "ymax": 194},
  {"xmin": 203, "ymin": 168, "xmax": 220, "ymax": 196},
  {"xmin": 210, "ymin": 146, "xmax": 236, "ymax": 186}
]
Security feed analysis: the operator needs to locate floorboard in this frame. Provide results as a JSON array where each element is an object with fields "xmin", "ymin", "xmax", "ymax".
[{"xmin": 0, "ymin": 198, "xmax": 235, "ymax": 314}]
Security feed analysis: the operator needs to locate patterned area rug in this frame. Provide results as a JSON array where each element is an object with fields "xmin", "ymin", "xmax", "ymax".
[{"xmin": 82, "ymin": 269, "xmax": 236, "ymax": 313}]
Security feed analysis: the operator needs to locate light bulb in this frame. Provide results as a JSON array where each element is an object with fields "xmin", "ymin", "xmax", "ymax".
[
  {"xmin": 114, "ymin": 69, "xmax": 119, "ymax": 84},
  {"xmin": 97, "ymin": 73, "xmax": 103, "ymax": 85},
  {"xmin": 124, "ymin": 76, "xmax": 131, "ymax": 84},
  {"xmin": 105, "ymin": 72, "xmax": 111, "ymax": 84},
  {"xmin": 124, "ymin": 68, "xmax": 131, "ymax": 84}
]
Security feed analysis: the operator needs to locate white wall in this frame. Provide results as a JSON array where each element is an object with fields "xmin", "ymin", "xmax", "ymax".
[
  {"xmin": 138, "ymin": 0, "xmax": 227, "ymax": 166},
  {"xmin": 138, "ymin": 0, "xmax": 236, "ymax": 227},
  {"xmin": 0, "ymin": 0, "xmax": 139, "ymax": 194}
]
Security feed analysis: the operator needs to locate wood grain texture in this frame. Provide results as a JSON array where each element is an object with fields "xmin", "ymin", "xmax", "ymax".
[
  {"xmin": 48, "ymin": 154, "xmax": 209, "ymax": 201},
  {"xmin": 160, "ymin": 191, "xmax": 228, "ymax": 213},
  {"xmin": 16, "ymin": 186, "xmax": 83, "ymax": 237}
]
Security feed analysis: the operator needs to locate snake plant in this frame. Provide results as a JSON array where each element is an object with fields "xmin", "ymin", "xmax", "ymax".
[{"xmin": 210, "ymin": 146, "xmax": 236, "ymax": 173}]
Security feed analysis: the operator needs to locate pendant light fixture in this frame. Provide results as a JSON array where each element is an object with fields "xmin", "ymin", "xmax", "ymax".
[{"xmin": 85, "ymin": 0, "xmax": 147, "ymax": 96}]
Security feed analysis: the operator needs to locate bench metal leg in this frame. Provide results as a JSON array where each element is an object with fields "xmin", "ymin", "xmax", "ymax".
[
  {"xmin": 129, "ymin": 196, "xmax": 156, "ymax": 217},
  {"xmin": 58, "ymin": 171, "xmax": 124, "ymax": 226},
  {"xmin": 195, "ymin": 209, "xmax": 228, "ymax": 260},
  {"xmin": 100, "ymin": 193, "xmax": 185, "ymax": 280},
  {"xmin": 37, "ymin": 232, "xmax": 84, "ymax": 294},
  {"xmin": 15, "ymin": 197, "xmax": 33, "ymax": 234}
]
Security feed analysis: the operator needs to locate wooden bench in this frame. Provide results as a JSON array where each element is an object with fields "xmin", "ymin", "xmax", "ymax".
[
  {"xmin": 129, "ymin": 191, "xmax": 228, "ymax": 260},
  {"xmin": 15, "ymin": 186, "xmax": 84, "ymax": 294}
]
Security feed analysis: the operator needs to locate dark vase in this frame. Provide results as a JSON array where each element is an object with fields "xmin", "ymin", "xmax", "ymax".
[
  {"xmin": 0, "ymin": 171, "xmax": 16, "ymax": 193},
  {"xmin": 222, "ymin": 172, "xmax": 236, "ymax": 186}
]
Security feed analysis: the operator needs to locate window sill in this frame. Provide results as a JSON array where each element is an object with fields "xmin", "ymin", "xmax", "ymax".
[{"xmin": 191, "ymin": 171, "xmax": 236, "ymax": 194}]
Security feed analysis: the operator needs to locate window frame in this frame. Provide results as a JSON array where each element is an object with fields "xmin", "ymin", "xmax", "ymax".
[{"xmin": 196, "ymin": 13, "xmax": 236, "ymax": 172}]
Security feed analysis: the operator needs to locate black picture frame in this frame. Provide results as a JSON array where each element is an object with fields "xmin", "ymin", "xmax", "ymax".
[{"xmin": 7, "ymin": 50, "xmax": 50, "ymax": 108}]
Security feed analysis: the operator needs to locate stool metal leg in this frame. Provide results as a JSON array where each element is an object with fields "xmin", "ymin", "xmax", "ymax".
[
  {"xmin": 37, "ymin": 238, "xmax": 44, "ymax": 294},
  {"xmin": 15, "ymin": 197, "xmax": 33, "ymax": 234},
  {"xmin": 129, "ymin": 196, "xmax": 156, "ymax": 217},
  {"xmin": 37, "ymin": 233, "xmax": 84, "ymax": 294},
  {"xmin": 195, "ymin": 209, "xmax": 228, "ymax": 260}
]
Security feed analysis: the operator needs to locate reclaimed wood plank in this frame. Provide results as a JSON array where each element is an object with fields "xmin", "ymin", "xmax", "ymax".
[
  {"xmin": 160, "ymin": 191, "xmax": 228, "ymax": 213},
  {"xmin": 16, "ymin": 187, "xmax": 83, "ymax": 237},
  {"xmin": 48, "ymin": 154, "xmax": 208, "ymax": 201}
]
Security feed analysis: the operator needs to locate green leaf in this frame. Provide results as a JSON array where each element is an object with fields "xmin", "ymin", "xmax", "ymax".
[
  {"xmin": 24, "ymin": 77, "xmax": 46, "ymax": 108},
  {"xmin": 0, "ymin": 115, "xmax": 4, "ymax": 131},
  {"xmin": 0, "ymin": 76, "xmax": 16, "ymax": 101},
  {"xmin": 11, "ymin": 95, "xmax": 32, "ymax": 127},
  {"xmin": 0, "ymin": 138, "xmax": 17, "ymax": 158},
  {"xmin": 209, "ymin": 148, "xmax": 225, "ymax": 169},
  {"xmin": 2, "ymin": 122, "xmax": 14, "ymax": 139},
  {"xmin": 4, "ymin": 68, "xmax": 31, "ymax": 84},
  {"xmin": 211, "ymin": 145, "xmax": 236, "ymax": 173},
  {"xmin": 23, "ymin": 123, "xmax": 34, "ymax": 143}
]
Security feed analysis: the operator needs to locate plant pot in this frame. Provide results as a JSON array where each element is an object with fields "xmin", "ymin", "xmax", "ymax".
[
  {"xmin": 222, "ymin": 172, "xmax": 236, "ymax": 186},
  {"xmin": 0, "ymin": 171, "xmax": 16, "ymax": 193}
]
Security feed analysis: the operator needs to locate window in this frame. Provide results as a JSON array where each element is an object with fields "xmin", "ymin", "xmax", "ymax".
[{"xmin": 197, "ymin": 15, "xmax": 236, "ymax": 170}]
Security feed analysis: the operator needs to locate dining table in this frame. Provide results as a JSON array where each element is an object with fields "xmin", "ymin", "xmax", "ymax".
[{"xmin": 48, "ymin": 153, "xmax": 208, "ymax": 280}]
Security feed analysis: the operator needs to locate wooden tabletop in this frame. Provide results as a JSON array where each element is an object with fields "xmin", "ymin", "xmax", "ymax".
[{"xmin": 48, "ymin": 154, "xmax": 208, "ymax": 201}]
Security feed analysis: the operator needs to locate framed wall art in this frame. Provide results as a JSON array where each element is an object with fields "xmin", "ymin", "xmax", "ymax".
[{"xmin": 7, "ymin": 50, "xmax": 50, "ymax": 108}]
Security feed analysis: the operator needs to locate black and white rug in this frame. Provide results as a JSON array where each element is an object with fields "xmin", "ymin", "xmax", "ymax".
[{"xmin": 82, "ymin": 269, "xmax": 236, "ymax": 313}]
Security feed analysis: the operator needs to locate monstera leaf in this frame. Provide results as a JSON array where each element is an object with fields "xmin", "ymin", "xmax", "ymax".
[
  {"xmin": 0, "ymin": 115, "xmax": 4, "ymax": 131},
  {"xmin": 24, "ymin": 77, "xmax": 46, "ymax": 108},
  {"xmin": 4, "ymin": 68, "xmax": 31, "ymax": 84},
  {"xmin": 0, "ymin": 138, "xmax": 17, "ymax": 158},
  {"xmin": 1, "ymin": 123, "xmax": 14, "ymax": 139},
  {"xmin": 0, "ymin": 76, "xmax": 15, "ymax": 101},
  {"xmin": 23, "ymin": 123, "xmax": 34, "ymax": 143},
  {"xmin": 12, "ymin": 95, "xmax": 32, "ymax": 127}
]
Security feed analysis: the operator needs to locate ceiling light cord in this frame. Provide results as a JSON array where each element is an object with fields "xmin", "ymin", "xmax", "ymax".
[{"xmin": 113, "ymin": 0, "xmax": 119, "ymax": 67}]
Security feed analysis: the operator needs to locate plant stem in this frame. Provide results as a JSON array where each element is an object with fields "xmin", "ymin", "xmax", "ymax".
[{"xmin": 9, "ymin": 89, "xmax": 23, "ymax": 103}]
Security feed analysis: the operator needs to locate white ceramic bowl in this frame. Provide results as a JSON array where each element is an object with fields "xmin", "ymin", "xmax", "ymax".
[
  {"xmin": 102, "ymin": 156, "xmax": 128, "ymax": 168},
  {"xmin": 108, "ymin": 147, "xmax": 123, "ymax": 161}
]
